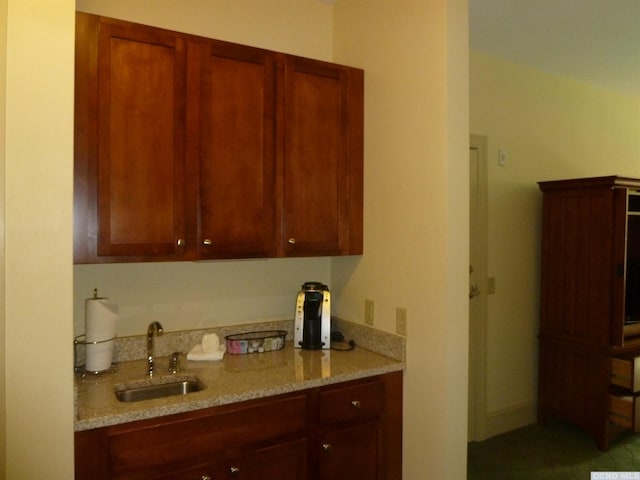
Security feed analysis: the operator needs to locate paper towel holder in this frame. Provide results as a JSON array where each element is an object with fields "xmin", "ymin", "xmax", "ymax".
[{"xmin": 74, "ymin": 334, "xmax": 118, "ymax": 377}]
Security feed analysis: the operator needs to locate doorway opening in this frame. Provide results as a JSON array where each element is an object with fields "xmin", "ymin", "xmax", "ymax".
[{"xmin": 468, "ymin": 134, "xmax": 488, "ymax": 442}]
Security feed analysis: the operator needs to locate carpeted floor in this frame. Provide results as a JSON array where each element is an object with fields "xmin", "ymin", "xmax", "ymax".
[{"xmin": 467, "ymin": 421, "xmax": 640, "ymax": 479}]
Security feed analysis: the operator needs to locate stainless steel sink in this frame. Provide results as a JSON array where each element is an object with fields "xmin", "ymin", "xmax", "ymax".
[{"xmin": 115, "ymin": 378, "xmax": 205, "ymax": 403}]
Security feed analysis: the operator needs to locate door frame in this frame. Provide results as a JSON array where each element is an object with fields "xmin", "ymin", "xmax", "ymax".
[{"xmin": 469, "ymin": 134, "xmax": 489, "ymax": 442}]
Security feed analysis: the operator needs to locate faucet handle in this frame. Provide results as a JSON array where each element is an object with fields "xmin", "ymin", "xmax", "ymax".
[{"xmin": 169, "ymin": 351, "xmax": 181, "ymax": 374}]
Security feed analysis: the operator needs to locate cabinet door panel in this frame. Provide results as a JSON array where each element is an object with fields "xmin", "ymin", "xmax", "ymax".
[
  {"xmin": 147, "ymin": 462, "xmax": 213, "ymax": 480},
  {"xmin": 196, "ymin": 42, "xmax": 276, "ymax": 258},
  {"xmin": 281, "ymin": 57, "xmax": 359, "ymax": 256},
  {"xmin": 97, "ymin": 21, "xmax": 186, "ymax": 257},
  {"xmin": 223, "ymin": 439, "xmax": 307, "ymax": 479},
  {"xmin": 319, "ymin": 421, "xmax": 381, "ymax": 480}
]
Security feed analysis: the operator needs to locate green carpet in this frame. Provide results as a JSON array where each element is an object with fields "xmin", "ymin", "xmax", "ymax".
[{"xmin": 467, "ymin": 421, "xmax": 640, "ymax": 479}]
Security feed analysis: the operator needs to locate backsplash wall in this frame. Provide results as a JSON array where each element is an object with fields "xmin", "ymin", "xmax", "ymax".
[{"xmin": 74, "ymin": 257, "xmax": 331, "ymax": 337}]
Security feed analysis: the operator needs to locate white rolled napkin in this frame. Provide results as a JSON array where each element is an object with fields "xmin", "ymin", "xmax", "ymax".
[{"xmin": 187, "ymin": 333, "xmax": 225, "ymax": 361}]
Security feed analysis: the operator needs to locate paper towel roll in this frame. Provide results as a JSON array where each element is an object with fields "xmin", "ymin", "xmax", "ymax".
[
  {"xmin": 86, "ymin": 339, "xmax": 114, "ymax": 372},
  {"xmin": 85, "ymin": 295, "xmax": 118, "ymax": 371},
  {"xmin": 85, "ymin": 297, "xmax": 118, "ymax": 342}
]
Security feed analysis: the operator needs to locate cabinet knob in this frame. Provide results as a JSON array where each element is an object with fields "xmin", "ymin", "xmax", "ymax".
[
  {"xmin": 351, "ymin": 400, "xmax": 361, "ymax": 409},
  {"xmin": 201, "ymin": 476, "xmax": 211, "ymax": 480},
  {"xmin": 177, "ymin": 238, "xmax": 185, "ymax": 247},
  {"xmin": 288, "ymin": 238, "xmax": 296, "ymax": 245},
  {"xmin": 229, "ymin": 466, "xmax": 240, "ymax": 476},
  {"xmin": 322, "ymin": 443, "xmax": 332, "ymax": 452},
  {"xmin": 203, "ymin": 238, "xmax": 212, "ymax": 246}
]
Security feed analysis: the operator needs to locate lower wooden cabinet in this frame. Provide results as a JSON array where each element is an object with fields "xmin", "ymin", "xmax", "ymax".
[
  {"xmin": 319, "ymin": 421, "xmax": 381, "ymax": 480},
  {"xmin": 316, "ymin": 377, "xmax": 385, "ymax": 480},
  {"xmin": 75, "ymin": 372, "xmax": 402, "ymax": 480},
  {"xmin": 149, "ymin": 462, "xmax": 213, "ymax": 480},
  {"xmin": 118, "ymin": 440, "xmax": 306, "ymax": 480},
  {"xmin": 222, "ymin": 439, "xmax": 308, "ymax": 480}
]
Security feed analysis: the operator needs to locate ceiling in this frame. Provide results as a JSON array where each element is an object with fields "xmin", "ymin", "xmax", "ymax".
[{"xmin": 469, "ymin": 0, "xmax": 640, "ymax": 96}]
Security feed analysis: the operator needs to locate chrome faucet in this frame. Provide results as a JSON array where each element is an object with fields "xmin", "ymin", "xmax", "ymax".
[{"xmin": 147, "ymin": 321, "xmax": 164, "ymax": 377}]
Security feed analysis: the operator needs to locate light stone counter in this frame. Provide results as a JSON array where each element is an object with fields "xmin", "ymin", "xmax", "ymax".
[{"xmin": 75, "ymin": 322, "xmax": 405, "ymax": 432}]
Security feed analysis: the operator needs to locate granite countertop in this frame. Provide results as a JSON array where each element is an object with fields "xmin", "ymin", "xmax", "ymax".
[{"xmin": 75, "ymin": 340, "xmax": 405, "ymax": 431}]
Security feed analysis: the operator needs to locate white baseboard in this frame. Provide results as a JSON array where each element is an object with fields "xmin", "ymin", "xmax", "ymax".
[{"xmin": 485, "ymin": 401, "xmax": 537, "ymax": 439}]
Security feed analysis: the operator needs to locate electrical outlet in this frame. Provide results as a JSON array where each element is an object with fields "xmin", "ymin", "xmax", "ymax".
[
  {"xmin": 364, "ymin": 299, "xmax": 375, "ymax": 326},
  {"xmin": 396, "ymin": 307, "xmax": 407, "ymax": 336}
]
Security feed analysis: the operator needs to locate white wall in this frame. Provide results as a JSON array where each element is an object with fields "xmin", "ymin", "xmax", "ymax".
[
  {"xmin": 470, "ymin": 51, "xmax": 640, "ymax": 436},
  {"xmin": 4, "ymin": 1, "xmax": 75, "ymax": 478}
]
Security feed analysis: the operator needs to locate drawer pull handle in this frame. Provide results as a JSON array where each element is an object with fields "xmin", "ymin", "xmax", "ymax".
[
  {"xmin": 201, "ymin": 476, "xmax": 211, "ymax": 480},
  {"xmin": 203, "ymin": 238, "xmax": 212, "ymax": 246},
  {"xmin": 177, "ymin": 238, "xmax": 185, "ymax": 247},
  {"xmin": 322, "ymin": 443, "xmax": 332, "ymax": 452},
  {"xmin": 351, "ymin": 400, "xmax": 361, "ymax": 409},
  {"xmin": 288, "ymin": 238, "xmax": 296, "ymax": 245},
  {"xmin": 229, "ymin": 466, "xmax": 240, "ymax": 476}
]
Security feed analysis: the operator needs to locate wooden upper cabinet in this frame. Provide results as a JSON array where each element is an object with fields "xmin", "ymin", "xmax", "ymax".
[
  {"xmin": 279, "ymin": 56, "xmax": 364, "ymax": 257},
  {"xmin": 74, "ymin": 13, "xmax": 363, "ymax": 263},
  {"xmin": 75, "ymin": 13, "xmax": 187, "ymax": 262},
  {"xmin": 190, "ymin": 41, "xmax": 276, "ymax": 258}
]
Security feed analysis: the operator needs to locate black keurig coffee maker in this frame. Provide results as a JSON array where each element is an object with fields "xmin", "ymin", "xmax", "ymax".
[{"xmin": 294, "ymin": 282, "xmax": 331, "ymax": 350}]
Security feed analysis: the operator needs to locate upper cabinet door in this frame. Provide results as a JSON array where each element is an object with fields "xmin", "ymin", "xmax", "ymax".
[
  {"xmin": 95, "ymin": 19, "xmax": 187, "ymax": 258},
  {"xmin": 192, "ymin": 41, "xmax": 276, "ymax": 258},
  {"xmin": 279, "ymin": 56, "xmax": 363, "ymax": 257}
]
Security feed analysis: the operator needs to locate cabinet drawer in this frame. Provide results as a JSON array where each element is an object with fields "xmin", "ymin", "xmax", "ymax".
[
  {"xmin": 318, "ymin": 378, "xmax": 384, "ymax": 425},
  {"xmin": 108, "ymin": 394, "xmax": 307, "ymax": 475},
  {"xmin": 611, "ymin": 355, "xmax": 640, "ymax": 393},
  {"xmin": 609, "ymin": 393, "xmax": 640, "ymax": 431}
]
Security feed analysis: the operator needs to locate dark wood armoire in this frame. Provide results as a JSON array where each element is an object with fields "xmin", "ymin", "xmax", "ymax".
[{"xmin": 538, "ymin": 176, "xmax": 640, "ymax": 450}]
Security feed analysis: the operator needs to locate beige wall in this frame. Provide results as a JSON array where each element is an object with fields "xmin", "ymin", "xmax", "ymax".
[
  {"xmin": 470, "ymin": 51, "xmax": 640, "ymax": 435},
  {"xmin": 3, "ymin": 0, "xmax": 469, "ymax": 477},
  {"xmin": 4, "ymin": 0, "xmax": 75, "ymax": 478},
  {"xmin": 0, "ymin": 0, "xmax": 6, "ymax": 473},
  {"xmin": 332, "ymin": 1, "xmax": 469, "ymax": 477},
  {"xmin": 77, "ymin": 0, "xmax": 334, "ymax": 60}
]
